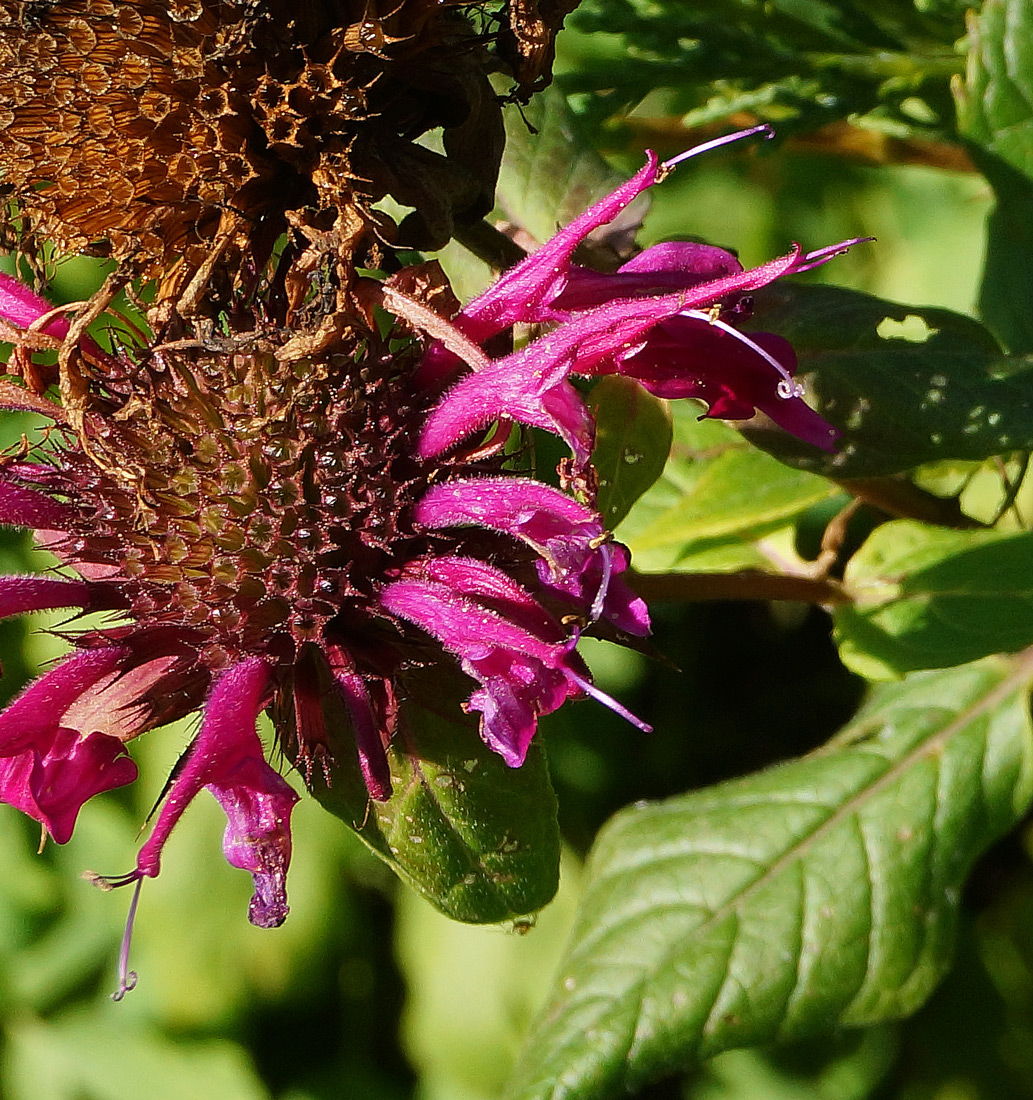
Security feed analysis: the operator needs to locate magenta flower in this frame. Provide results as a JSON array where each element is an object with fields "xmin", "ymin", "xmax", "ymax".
[
  {"xmin": 0, "ymin": 127, "xmax": 855, "ymax": 992},
  {"xmin": 417, "ymin": 125, "xmax": 865, "ymax": 460}
]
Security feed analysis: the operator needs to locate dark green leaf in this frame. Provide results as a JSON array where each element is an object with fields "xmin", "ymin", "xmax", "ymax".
[
  {"xmin": 972, "ymin": 150, "xmax": 1033, "ymax": 355},
  {"xmin": 745, "ymin": 282, "xmax": 1033, "ymax": 477},
  {"xmin": 308, "ymin": 666, "xmax": 560, "ymax": 924},
  {"xmin": 590, "ymin": 377, "xmax": 673, "ymax": 529},
  {"xmin": 504, "ymin": 657, "xmax": 1033, "ymax": 1100},
  {"xmin": 836, "ymin": 520, "xmax": 1033, "ymax": 679}
]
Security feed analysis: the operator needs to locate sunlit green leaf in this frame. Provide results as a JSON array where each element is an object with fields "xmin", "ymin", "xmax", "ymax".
[
  {"xmin": 494, "ymin": 79, "xmax": 643, "ymax": 255},
  {"xmin": 836, "ymin": 520, "xmax": 1033, "ymax": 679},
  {"xmin": 617, "ymin": 405, "xmax": 836, "ymax": 573},
  {"xmin": 504, "ymin": 657, "xmax": 1033, "ymax": 1100},
  {"xmin": 590, "ymin": 377, "xmax": 672, "ymax": 529}
]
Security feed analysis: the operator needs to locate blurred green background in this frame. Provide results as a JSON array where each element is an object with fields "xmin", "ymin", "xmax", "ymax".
[{"xmin": 5, "ymin": 10, "xmax": 1033, "ymax": 1100}]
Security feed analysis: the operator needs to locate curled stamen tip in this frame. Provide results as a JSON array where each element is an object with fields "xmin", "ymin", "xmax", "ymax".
[
  {"xmin": 83, "ymin": 868, "xmax": 142, "ymax": 891},
  {"xmin": 111, "ymin": 971, "xmax": 138, "ymax": 1002},
  {"xmin": 776, "ymin": 379, "xmax": 805, "ymax": 400}
]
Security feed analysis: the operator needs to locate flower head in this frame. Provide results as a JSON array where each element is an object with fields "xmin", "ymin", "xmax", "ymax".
[{"xmin": 0, "ymin": 126, "xmax": 856, "ymax": 992}]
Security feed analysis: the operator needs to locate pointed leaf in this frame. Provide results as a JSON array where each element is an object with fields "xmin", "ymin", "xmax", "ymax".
[
  {"xmin": 590, "ymin": 377, "xmax": 673, "ymax": 529},
  {"xmin": 504, "ymin": 656, "xmax": 1033, "ymax": 1100},
  {"xmin": 956, "ymin": 0, "xmax": 1033, "ymax": 182},
  {"xmin": 306, "ymin": 666, "xmax": 560, "ymax": 923},
  {"xmin": 835, "ymin": 520, "xmax": 1033, "ymax": 679}
]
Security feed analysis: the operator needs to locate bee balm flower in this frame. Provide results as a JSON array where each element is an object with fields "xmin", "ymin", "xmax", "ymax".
[{"xmin": 0, "ymin": 127, "xmax": 857, "ymax": 996}]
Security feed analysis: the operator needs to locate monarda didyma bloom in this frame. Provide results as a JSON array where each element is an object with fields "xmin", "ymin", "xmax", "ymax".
[{"xmin": 0, "ymin": 127, "xmax": 859, "ymax": 997}]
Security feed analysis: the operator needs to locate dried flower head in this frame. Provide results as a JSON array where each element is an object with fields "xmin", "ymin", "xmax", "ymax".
[{"xmin": 0, "ymin": 0, "xmax": 574, "ymax": 309}]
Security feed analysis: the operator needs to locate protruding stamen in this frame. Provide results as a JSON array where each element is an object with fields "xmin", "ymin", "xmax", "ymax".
[
  {"xmin": 681, "ymin": 308, "xmax": 803, "ymax": 398},
  {"xmin": 793, "ymin": 236, "xmax": 875, "ymax": 273},
  {"xmin": 84, "ymin": 869, "xmax": 145, "ymax": 1001},
  {"xmin": 589, "ymin": 542, "xmax": 614, "ymax": 624},
  {"xmin": 111, "ymin": 875, "xmax": 143, "ymax": 1002},
  {"xmin": 662, "ymin": 124, "xmax": 774, "ymax": 171},
  {"xmin": 567, "ymin": 670, "xmax": 652, "ymax": 733}
]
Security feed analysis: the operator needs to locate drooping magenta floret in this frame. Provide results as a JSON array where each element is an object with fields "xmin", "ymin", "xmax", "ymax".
[
  {"xmin": 96, "ymin": 658, "xmax": 299, "ymax": 999},
  {"xmin": 415, "ymin": 477, "xmax": 649, "ymax": 636},
  {"xmin": 381, "ymin": 555, "xmax": 649, "ymax": 767}
]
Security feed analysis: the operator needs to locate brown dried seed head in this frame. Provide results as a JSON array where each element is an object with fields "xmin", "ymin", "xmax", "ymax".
[{"xmin": 0, "ymin": 1, "xmax": 573, "ymax": 317}]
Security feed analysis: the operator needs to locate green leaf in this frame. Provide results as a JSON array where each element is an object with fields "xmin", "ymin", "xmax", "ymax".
[
  {"xmin": 4, "ymin": 1011, "xmax": 268, "ymax": 1100},
  {"xmin": 956, "ymin": 0, "xmax": 1033, "ymax": 183},
  {"xmin": 494, "ymin": 80, "xmax": 644, "ymax": 255},
  {"xmin": 563, "ymin": 0, "xmax": 964, "ymax": 144},
  {"xmin": 307, "ymin": 665, "xmax": 560, "ymax": 924},
  {"xmin": 972, "ymin": 150, "xmax": 1033, "ymax": 355},
  {"xmin": 590, "ymin": 377, "xmax": 673, "ymax": 529},
  {"xmin": 503, "ymin": 657, "xmax": 1033, "ymax": 1100},
  {"xmin": 835, "ymin": 520, "xmax": 1033, "ymax": 679},
  {"xmin": 955, "ymin": 0, "xmax": 1033, "ymax": 354},
  {"xmin": 617, "ymin": 405, "xmax": 837, "ymax": 573},
  {"xmin": 745, "ymin": 282, "xmax": 1033, "ymax": 477}
]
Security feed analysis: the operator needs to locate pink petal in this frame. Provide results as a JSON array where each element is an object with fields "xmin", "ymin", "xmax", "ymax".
[
  {"xmin": 26, "ymin": 730, "xmax": 137, "ymax": 844},
  {"xmin": 0, "ymin": 271, "xmax": 116, "ymax": 367},
  {"xmin": 0, "ymin": 647, "xmax": 128, "ymax": 756},
  {"xmin": 0, "ymin": 478, "xmax": 78, "ymax": 530},
  {"xmin": 417, "ymin": 153, "xmax": 662, "ymax": 384},
  {"xmin": 134, "ymin": 658, "xmax": 298, "ymax": 928},
  {"xmin": 380, "ymin": 562, "xmax": 584, "ymax": 765},
  {"xmin": 617, "ymin": 317, "xmax": 840, "ymax": 451},
  {"xmin": 416, "ymin": 478, "xmax": 650, "ymax": 634},
  {"xmin": 0, "ymin": 575, "xmax": 93, "ymax": 619},
  {"xmin": 417, "ymin": 353, "xmax": 595, "ymax": 464},
  {"xmin": 335, "ymin": 668, "xmax": 392, "ymax": 802},
  {"xmin": 549, "ymin": 241, "xmax": 744, "ymax": 314},
  {"xmin": 0, "ymin": 646, "xmax": 138, "ymax": 843}
]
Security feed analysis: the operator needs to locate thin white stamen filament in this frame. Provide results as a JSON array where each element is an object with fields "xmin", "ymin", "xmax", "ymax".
[
  {"xmin": 568, "ymin": 670, "xmax": 652, "ymax": 732},
  {"xmin": 111, "ymin": 875, "xmax": 143, "ymax": 1002},
  {"xmin": 663, "ymin": 124, "xmax": 774, "ymax": 170},
  {"xmin": 590, "ymin": 542, "xmax": 613, "ymax": 623},
  {"xmin": 681, "ymin": 309, "xmax": 804, "ymax": 399}
]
